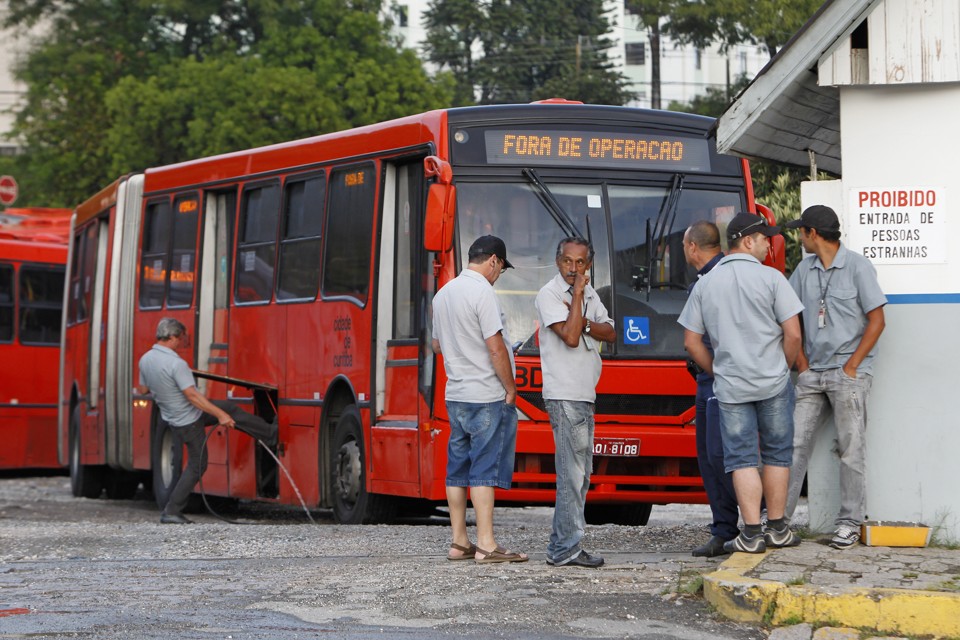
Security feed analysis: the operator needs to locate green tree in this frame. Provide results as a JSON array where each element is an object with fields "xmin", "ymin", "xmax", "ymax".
[
  {"xmin": 2, "ymin": 0, "xmax": 453, "ymax": 206},
  {"xmin": 666, "ymin": 0, "xmax": 823, "ymax": 57},
  {"xmin": 422, "ymin": 0, "xmax": 633, "ymax": 106}
]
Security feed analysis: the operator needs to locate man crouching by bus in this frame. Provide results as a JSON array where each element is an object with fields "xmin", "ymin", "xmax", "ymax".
[
  {"xmin": 431, "ymin": 235, "xmax": 528, "ymax": 563},
  {"xmin": 138, "ymin": 317, "xmax": 277, "ymax": 524}
]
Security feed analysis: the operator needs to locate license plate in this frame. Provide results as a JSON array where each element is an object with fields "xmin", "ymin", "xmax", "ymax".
[{"xmin": 592, "ymin": 438, "xmax": 640, "ymax": 457}]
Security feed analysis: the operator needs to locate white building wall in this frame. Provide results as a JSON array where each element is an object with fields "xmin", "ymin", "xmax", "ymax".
[{"xmin": 807, "ymin": 83, "xmax": 960, "ymax": 541}]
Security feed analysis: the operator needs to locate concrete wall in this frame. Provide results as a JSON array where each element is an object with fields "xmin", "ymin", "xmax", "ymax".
[{"xmin": 802, "ymin": 83, "xmax": 960, "ymax": 540}]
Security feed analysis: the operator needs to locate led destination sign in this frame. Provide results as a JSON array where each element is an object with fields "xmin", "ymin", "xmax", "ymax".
[{"xmin": 483, "ymin": 129, "xmax": 711, "ymax": 171}]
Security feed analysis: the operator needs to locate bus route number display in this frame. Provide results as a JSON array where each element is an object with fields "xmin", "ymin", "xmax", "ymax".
[{"xmin": 484, "ymin": 129, "xmax": 711, "ymax": 171}]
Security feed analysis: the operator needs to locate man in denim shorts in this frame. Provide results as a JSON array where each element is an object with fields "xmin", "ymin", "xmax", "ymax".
[
  {"xmin": 432, "ymin": 235, "xmax": 528, "ymax": 564},
  {"xmin": 536, "ymin": 237, "xmax": 615, "ymax": 568},
  {"xmin": 783, "ymin": 205, "xmax": 886, "ymax": 549},
  {"xmin": 679, "ymin": 213, "xmax": 804, "ymax": 553}
]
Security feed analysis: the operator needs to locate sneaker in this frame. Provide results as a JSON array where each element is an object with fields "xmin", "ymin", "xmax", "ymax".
[
  {"xmin": 723, "ymin": 532, "xmax": 767, "ymax": 554},
  {"xmin": 691, "ymin": 535, "xmax": 731, "ymax": 558},
  {"xmin": 829, "ymin": 525, "xmax": 861, "ymax": 549},
  {"xmin": 764, "ymin": 525, "xmax": 801, "ymax": 548}
]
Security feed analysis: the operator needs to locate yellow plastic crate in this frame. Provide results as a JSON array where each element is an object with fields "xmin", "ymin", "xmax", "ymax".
[{"xmin": 861, "ymin": 520, "xmax": 932, "ymax": 547}]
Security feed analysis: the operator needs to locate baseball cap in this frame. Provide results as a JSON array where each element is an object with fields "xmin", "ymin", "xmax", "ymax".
[
  {"xmin": 726, "ymin": 212, "xmax": 781, "ymax": 242},
  {"xmin": 784, "ymin": 205, "xmax": 841, "ymax": 234},
  {"xmin": 468, "ymin": 235, "xmax": 514, "ymax": 269}
]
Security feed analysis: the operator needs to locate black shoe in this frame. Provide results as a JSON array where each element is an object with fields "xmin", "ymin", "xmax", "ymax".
[
  {"xmin": 723, "ymin": 532, "xmax": 767, "ymax": 554},
  {"xmin": 160, "ymin": 513, "xmax": 192, "ymax": 524},
  {"xmin": 557, "ymin": 550, "xmax": 604, "ymax": 568},
  {"xmin": 691, "ymin": 535, "xmax": 731, "ymax": 558}
]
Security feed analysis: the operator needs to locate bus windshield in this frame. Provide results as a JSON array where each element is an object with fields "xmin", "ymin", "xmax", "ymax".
[{"xmin": 455, "ymin": 179, "xmax": 742, "ymax": 359}]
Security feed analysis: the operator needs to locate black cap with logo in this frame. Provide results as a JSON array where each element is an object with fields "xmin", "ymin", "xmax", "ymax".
[{"xmin": 726, "ymin": 212, "xmax": 781, "ymax": 242}]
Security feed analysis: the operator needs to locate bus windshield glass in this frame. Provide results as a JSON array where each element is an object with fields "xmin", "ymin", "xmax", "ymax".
[{"xmin": 455, "ymin": 180, "xmax": 741, "ymax": 359}]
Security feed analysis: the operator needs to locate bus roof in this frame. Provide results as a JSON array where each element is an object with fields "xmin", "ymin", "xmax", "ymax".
[
  {"xmin": 141, "ymin": 103, "xmax": 718, "ymax": 194},
  {"xmin": 0, "ymin": 235, "xmax": 68, "ymax": 263}
]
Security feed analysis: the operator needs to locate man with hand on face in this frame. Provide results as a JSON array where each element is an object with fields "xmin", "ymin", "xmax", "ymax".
[
  {"xmin": 536, "ymin": 237, "xmax": 615, "ymax": 568},
  {"xmin": 679, "ymin": 213, "xmax": 804, "ymax": 554}
]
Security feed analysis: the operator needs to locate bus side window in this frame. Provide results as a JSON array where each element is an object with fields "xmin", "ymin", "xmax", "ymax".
[
  {"xmin": 168, "ymin": 194, "xmax": 200, "ymax": 308},
  {"xmin": 322, "ymin": 163, "xmax": 375, "ymax": 302},
  {"xmin": 78, "ymin": 223, "xmax": 99, "ymax": 319},
  {"xmin": 0, "ymin": 263, "xmax": 12, "ymax": 342},
  {"xmin": 277, "ymin": 174, "xmax": 325, "ymax": 301},
  {"xmin": 235, "ymin": 182, "xmax": 280, "ymax": 304},
  {"xmin": 19, "ymin": 265, "xmax": 64, "ymax": 345},
  {"xmin": 139, "ymin": 200, "xmax": 171, "ymax": 309}
]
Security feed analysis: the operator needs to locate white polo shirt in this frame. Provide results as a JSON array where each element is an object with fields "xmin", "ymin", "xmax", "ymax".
[
  {"xmin": 535, "ymin": 273, "xmax": 613, "ymax": 403},
  {"xmin": 432, "ymin": 269, "xmax": 515, "ymax": 403}
]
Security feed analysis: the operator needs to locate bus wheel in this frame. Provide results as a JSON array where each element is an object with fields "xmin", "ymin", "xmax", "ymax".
[
  {"xmin": 69, "ymin": 406, "xmax": 104, "ymax": 499},
  {"xmin": 331, "ymin": 405, "xmax": 394, "ymax": 524},
  {"xmin": 151, "ymin": 420, "xmax": 181, "ymax": 510},
  {"xmin": 584, "ymin": 503, "xmax": 653, "ymax": 526}
]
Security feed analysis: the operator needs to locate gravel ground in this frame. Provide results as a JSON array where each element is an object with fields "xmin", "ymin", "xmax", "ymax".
[{"xmin": 0, "ymin": 473, "xmax": 768, "ymax": 639}]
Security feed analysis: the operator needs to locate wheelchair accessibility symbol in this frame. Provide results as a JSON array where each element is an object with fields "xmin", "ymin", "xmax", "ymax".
[{"xmin": 623, "ymin": 317, "xmax": 650, "ymax": 345}]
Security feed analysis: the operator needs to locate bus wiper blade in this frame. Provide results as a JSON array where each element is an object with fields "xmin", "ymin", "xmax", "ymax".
[
  {"xmin": 647, "ymin": 173, "xmax": 685, "ymax": 295},
  {"xmin": 522, "ymin": 168, "xmax": 582, "ymax": 238}
]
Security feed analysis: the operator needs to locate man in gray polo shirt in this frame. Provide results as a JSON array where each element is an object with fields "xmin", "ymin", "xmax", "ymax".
[
  {"xmin": 432, "ymin": 235, "xmax": 527, "ymax": 564},
  {"xmin": 783, "ymin": 205, "xmax": 887, "ymax": 549},
  {"xmin": 536, "ymin": 237, "xmax": 615, "ymax": 568},
  {"xmin": 679, "ymin": 213, "xmax": 804, "ymax": 553},
  {"xmin": 139, "ymin": 317, "xmax": 276, "ymax": 524}
]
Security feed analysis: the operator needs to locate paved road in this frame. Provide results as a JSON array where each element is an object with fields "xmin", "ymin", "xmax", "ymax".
[{"xmin": 0, "ymin": 474, "xmax": 766, "ymax": 639}]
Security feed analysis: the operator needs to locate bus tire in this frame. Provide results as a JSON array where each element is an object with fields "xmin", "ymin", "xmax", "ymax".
[
  {"xmin": 584, "ymin": 503, "xmax": 652, "ymax": 527},
  {"xmin": 151, "ymin": 419, "xmax": 180, "ymax": 510},
  {"xmin": 69, "ymin": 406, "xmax": 104, "ymax": 499},
  {"xmin": 331, "ymin": 405, "xmax": 395, "ymax": 524}
]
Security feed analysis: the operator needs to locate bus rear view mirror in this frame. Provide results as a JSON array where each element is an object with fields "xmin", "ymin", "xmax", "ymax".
[
  {"xmin": 424, "ymin": 183, "xmax": 456, "ymax": 252},
  {"xmin": 756, "ymin": 203, "xmax": 785, "ymax": 272},
  {"xmin": 423, "ymin": 155, "xmax": 456, "ymax": 253}
]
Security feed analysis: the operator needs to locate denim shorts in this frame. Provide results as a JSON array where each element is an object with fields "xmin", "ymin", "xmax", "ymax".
[
  {"xmin": 445, "ymin": 400, "xmax": 518, "ymax": 490},
  {"xmin": 718, "ymin": 382, "xmax": 795, "ymax": 473}
]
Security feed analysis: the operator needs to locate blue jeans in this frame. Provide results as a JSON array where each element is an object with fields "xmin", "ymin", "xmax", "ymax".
[
  {"xmin": 786, "ymin": 367, "xmax": 872, "ymax": 527},
  {"xmin": 696, "ymin": 377, "xmax": 739, "ymax": 540},
  {"xmin": 719, "ymin": 382, "xmax": 795, "ymax": 473},
  {"xmin": 545, "ymin": 400, "xmax": 595, "ymax": 564},
  {"xmin": 445, "ymin": 400, "xmax": 518, "ymax": 490}
]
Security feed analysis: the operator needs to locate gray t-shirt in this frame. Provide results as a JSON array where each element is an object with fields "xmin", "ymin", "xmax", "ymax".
[
  {"xmin": 678, "ymin": 253, "xmax": 804, "ymax": 403},
  {"xmin": 536, "ymin": 273, "xmax": 613, "ymax": 402},
  {"xmin": 432, "ymin": 269, "xmax": 515, "ymax": 403},
  {"xmin": 138, "ymin": 344, "xmax": 202, "ymax": 427},
  {"xmin": 789, "ymin": 244, "xmax": 887, "ymax": 374}
]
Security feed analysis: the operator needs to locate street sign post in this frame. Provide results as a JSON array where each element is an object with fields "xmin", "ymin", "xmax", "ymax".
[{"xmin": 0, "ymin": 175, "xmax": 18, "ymax": 206}]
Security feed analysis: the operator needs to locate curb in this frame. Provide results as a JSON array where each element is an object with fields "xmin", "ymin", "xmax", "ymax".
[{"xmin": 703, "ymin": 550, "xmax": 960, "ymax": 637}]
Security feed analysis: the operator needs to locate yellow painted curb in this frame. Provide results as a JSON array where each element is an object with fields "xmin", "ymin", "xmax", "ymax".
[{"xmin": 703, "ymin": 551, "xmax": 960, "ymax": 637}]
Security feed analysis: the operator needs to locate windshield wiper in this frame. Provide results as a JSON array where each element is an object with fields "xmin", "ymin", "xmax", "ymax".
[
  {"xmin": 645, "ymin": 173, "xmax": 685, "ymax": 296},
  {"xmin": 522, "ymin": 168, "xmax": 582, "ymax": 239}
]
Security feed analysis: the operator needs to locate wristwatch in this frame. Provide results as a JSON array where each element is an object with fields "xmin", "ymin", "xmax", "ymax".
[{"xmin": 584, "ymin": 320, "xmax": 592, "ymax": 334}]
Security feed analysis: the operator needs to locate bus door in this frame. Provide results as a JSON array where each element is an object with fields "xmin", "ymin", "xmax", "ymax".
[
  {"xmin": 372, "ymin": 159, "xmax": 425, "ymax": 495},
  {"xmin": 86, "ymin": 219, "xmax": 110, "ymax": 426},
  {"xmin": 195, "ymin": 190, "xmax": 236, "ymax": 493}
]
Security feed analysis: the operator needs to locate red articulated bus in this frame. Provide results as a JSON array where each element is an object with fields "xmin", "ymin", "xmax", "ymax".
[
  {"xmin": 0, "ymin": 210, "xmax": 70, "ymax": 470},
  {"xmin": 60, "ymin": 102, "xmax": 783, "ymax": 521}
]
